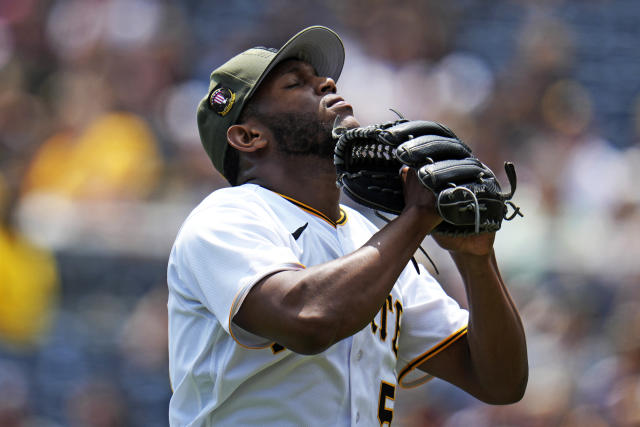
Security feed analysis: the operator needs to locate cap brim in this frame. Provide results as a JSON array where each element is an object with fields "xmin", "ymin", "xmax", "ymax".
[{"xmin": 246, "ymin": 26, "xmax": 345, "ymax": 100}]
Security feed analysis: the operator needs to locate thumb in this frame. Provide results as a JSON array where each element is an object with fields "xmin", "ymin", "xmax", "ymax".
[{"xmin": 399, "ymin": 165, "xmax": 411, "ymax": 184}]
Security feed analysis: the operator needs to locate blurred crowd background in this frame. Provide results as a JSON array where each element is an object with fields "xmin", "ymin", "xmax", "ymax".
[{"xmin": 1, "ymin": 0, "xmax": 639, "ymax": 426}]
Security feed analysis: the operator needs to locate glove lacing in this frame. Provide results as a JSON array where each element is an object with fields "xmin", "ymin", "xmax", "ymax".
[{"xmin": 437, "ymin": 185, "xmax": 481, "ymax": 234}]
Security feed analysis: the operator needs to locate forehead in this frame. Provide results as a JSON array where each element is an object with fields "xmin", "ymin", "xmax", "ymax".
[{"xmin": 264, "ymin": 59, "xmax": 316, "ymax": 83}]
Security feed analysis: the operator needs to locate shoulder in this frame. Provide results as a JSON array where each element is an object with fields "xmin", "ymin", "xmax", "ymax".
[
  {"xmin": 174, "ymin": 184, "xmax": 298, "ymax": 243},
  {"xmin": 184, "ymin": 184, "xmax": 274, "ymax": 223},
  {"xmin": 193, "ymin": 184, "xmax": 263, "ymax": 212},
  {"xmin": 173, "ymin": 185, "xmax": 265, "ymax": 240}
]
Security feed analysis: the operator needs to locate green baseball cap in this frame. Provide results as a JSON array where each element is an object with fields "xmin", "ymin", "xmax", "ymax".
[{"xmin": 197, "ymin": 26, "xmax": 345, "ymax": 176}]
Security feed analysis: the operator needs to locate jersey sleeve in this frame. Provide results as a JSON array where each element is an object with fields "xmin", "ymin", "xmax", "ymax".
[
  {"xmin": 170, "ymin": 197, "xmax": 303, "ymax": 348},
  {"xmin": 395, "ymin": 265, "xmax": 469, "ymax": 388}
]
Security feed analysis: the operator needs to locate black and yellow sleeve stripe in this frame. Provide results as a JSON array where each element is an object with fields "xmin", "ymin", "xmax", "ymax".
[{"xmin": 398, "ymin": 325, "xmax": 468, "ymax": 388}]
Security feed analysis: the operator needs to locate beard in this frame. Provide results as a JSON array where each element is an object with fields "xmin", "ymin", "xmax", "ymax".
[{"xmin": 255, "ymin": 111, "xmax": 336, "ymax": 158}]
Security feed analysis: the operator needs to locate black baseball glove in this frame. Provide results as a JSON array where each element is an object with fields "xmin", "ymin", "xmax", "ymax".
[{"xmin": 333, "ymin": 119, "xmax": 522, "ymax": 235}]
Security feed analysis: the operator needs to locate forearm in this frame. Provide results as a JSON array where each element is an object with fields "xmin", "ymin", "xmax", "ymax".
[
  {"xmin": 451, "ymin": 250, "xmax": 528, "ymax": 401},
  {"xmin": 236, "ymin": 205, "xmax": 437, "ymax": 353},
  {"xmin": 300, "ymin": 206, "xmax": 433, "ymax": 341}
]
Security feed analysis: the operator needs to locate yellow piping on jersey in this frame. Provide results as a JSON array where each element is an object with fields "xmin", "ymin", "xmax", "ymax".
[
  {"xmin": 228, "ymin": 286, "xmax": 273, "ymax": 350},
  {"xmin": 397, "ymin": 325, "xmax": 468, "ymax": 388},
  {"xmin": 275, "ymin": 192, "xmax": 347, "ymax": 227}
]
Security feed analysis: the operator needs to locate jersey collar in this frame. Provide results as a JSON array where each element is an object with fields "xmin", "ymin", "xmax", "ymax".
[{"xmin": 274, "ymin": 192, "xmax": 347, "ymax": 227}]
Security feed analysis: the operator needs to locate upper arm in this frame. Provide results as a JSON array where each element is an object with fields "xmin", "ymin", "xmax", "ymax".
[
  {"xmin": 415, "ymin": 334, "xmax": 492, "ymax": 400},
  {"xmin": 233, "ymin": 268, "xmax": 336, "ymax": 355},
  {"xmin": 394, "ymin": 264, "xmax": 515, "ymax": 403},
  {"xmin": 415, "ymin": 324, "xmax": 527, "ymax": 404}
]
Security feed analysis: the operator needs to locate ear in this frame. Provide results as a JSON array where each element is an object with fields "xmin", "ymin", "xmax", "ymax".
[{"xmin": 227, "ymin": 122, "xmax": 269, "ymax": 152}]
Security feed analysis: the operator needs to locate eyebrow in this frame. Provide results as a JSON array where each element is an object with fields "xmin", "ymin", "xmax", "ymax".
[{"xmin": 277, "ymin": 61, "xmax": 317, "ymax": 78}]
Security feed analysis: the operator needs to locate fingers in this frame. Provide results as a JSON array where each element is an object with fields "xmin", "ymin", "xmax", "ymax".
[{"xmin": 400, "ymin": 166, "xmax": 437, "ymax": 211}]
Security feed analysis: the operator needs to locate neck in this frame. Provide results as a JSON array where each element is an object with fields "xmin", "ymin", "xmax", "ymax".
[{"xmin": 244, "ymin": 155, "xmax": 342, "ymax": 222}]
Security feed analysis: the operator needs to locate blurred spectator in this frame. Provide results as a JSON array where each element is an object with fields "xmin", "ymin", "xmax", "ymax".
[
  {"xmin": 118, "ymin": 286, "xmax": 171, "ymax": 427},
  {"xmin": 0, "ymin": 360, "xmax": 30, "ymax": 426},
  {"xmin": 22, "ymin": 112, "xmax": 162, "ymax": 201},
  {"xmin": 334, "ymin": 0, "xmax": 455, "ymax": 63},
  {"xmin": 119, "ymin": 286, "xmax": 168, "ymax": 372},
  {"xmin": 65, "ymin": 379, "xmax": 129, "ymax": 427},
  {"xmin": 0, "ymin": 167, "xmax": 59, "ymax": 350},
  {"xmin": 0, "ymin": 215, "xmax": 59, "ymax": 349}
]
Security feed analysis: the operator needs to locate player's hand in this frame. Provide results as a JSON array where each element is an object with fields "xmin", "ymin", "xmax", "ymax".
[
  {"xmin": 432, "ymin": 231, "xmax": 495, "ymax": 256},
  {"xmin": 399, "ymin": 166, "xmax": 442, "ymax": 232}
]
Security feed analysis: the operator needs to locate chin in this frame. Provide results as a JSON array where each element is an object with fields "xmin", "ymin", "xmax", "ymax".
[
  {"xmin": 339, "ymin": 115, "xmax": 360, "ymax": 129},
  {"xmin": 329, "ymin": 111, "xmax": 359, "ymax": 130}
]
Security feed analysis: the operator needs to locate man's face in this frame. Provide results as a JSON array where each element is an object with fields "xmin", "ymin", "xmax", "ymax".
[{"xmin": 248, "ymin": 59, "xmax": 359, "ymax": 158}]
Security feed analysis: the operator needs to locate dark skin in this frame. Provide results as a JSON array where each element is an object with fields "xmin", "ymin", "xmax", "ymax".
[{"xmin": 228, "ymin": 59, "xmax": 528, "ymax": 404}]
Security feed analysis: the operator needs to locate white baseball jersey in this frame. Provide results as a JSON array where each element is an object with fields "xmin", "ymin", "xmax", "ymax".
[{"xmin": 167, "ymin": 183, "xmax": 468, "ymax": 426}]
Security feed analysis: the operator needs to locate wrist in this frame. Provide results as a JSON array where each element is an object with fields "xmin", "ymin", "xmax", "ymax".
[
  {"xmin": 400, "ymin": 204, "xmax": 442, "ymax": 236},
  {"xmin": 450, "ymin": 250, "xmax": 494, "ymax": 268}
]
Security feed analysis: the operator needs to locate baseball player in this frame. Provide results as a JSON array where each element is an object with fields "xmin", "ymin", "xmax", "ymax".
[{"xmin": 167, "ymin": 26, "xmax": 528, "ymax": 426}]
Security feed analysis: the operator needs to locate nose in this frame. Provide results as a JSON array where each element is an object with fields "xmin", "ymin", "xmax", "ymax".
[{"xmin": 316, "ymin": 76, "xmax": 337, "ymax": 95}]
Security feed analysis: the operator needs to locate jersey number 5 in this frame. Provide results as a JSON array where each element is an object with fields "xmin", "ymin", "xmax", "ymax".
[{"xmin": 377, "ymin": 381, "xmax": 396, "ymax": 426}]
